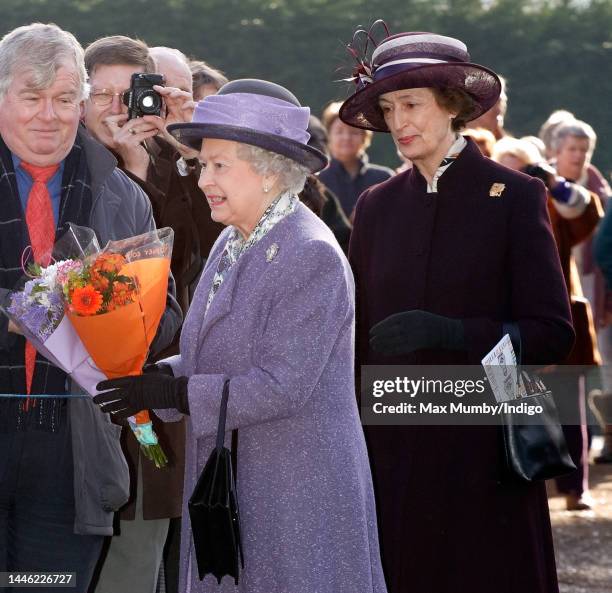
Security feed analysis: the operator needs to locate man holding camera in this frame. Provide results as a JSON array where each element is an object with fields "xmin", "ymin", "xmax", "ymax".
[
  {"xmin": 83, "ymin": 37, "xmax": 223, "ymax": 318},
  {"xmin": 82, "ymin": 36, "xmax": 217, "ymax": 593}
]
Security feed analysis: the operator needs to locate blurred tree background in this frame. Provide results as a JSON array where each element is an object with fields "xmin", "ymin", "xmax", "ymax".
[{"xmin": 2, "ymin": 0, "xmax": 611, "ymax": 174}]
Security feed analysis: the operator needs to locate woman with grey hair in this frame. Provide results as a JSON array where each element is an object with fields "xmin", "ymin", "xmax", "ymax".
[
  {"xmin": 538, "ymin": 109, "xmax": 575, "ymax": 159},
  {"xmin": 552, "ymin": 118, "xmax": 612, "ymax": 464},
  {"xmin": 94, "ymin": 79, "xmax": 387, "ymax": 593},
  {"xmin": 551, "ymin": 119, "xmax": 597, "ymax": 182},
  {"xmin": 551, "ymin": 118, "xmax": 611, "ymax": 327},
  {"xmin": 493, "ymin": 135, "xmax": 604, "ymax": 510}
]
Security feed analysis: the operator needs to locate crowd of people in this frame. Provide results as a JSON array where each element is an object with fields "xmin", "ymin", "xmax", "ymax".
[{"xmin": 0, "ymin": 20, "xmax": 610, "ymax": 593}]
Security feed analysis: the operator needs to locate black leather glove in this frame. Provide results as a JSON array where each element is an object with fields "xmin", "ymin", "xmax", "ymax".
[
  {"xmin": 94, "ymin": 374, "xmax": 190, "ymax": 420},
  {"xmin": 369, "ymin": 310, "xmax": 465, "ymax": 356}
]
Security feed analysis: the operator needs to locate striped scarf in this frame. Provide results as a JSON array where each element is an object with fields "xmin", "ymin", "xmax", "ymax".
[
  {"xmin": 427, "ymin": 134, "xmax": 467, "ymax": 193},
  {"xmin": 206, "ymin": 191, "xmax": 298, "ymax": 313}
]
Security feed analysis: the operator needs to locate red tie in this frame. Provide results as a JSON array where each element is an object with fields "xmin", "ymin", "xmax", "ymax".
[{"xmin": 21, "ymin": 162, "xmax": 59, "ymax": 401}]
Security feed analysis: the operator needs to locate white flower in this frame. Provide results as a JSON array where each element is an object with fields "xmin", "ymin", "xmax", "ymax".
[
  {"xmin": 36, "ymin": 292, "xmax": 51, "ymax": 308},
  {"xmin": 39, "ymin": 264, "xmax": 58, "ymax": 291},
  {"xmin": 40, "ymin": 260, "xmax": 68, "ymax": 290},
  {"xmin": 40, "ymin": 259, "xmax": 82, "ymax": 292}
]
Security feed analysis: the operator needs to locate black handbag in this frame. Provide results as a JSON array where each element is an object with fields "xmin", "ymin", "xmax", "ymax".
[
  {"xmin": 188, "ymin": 379, "xmax": 244, "ymax": 584},
  {"xmin": 500, "ymin": 323, "xmax": 576, "ymax": 482}
]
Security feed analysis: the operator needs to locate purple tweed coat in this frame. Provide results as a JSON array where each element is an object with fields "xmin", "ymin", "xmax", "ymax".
[{"xmin": 157, "ymin": 203, "xmax": 387, "ymax": 593}]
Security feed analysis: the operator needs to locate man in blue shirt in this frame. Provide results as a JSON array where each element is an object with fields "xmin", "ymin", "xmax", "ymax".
[{"xmin": 0, "ymin": 23, "xmax": 181, "ymax": 593}]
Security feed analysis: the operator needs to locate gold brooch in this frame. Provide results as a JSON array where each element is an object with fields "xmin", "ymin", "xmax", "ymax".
[
  {"xmin": 489, "ymin": 183, "xmax": 506, "ymax": 197},
  {"xmin": 266, "ymin": 243, "xmax": 279, "ymax": 262}
]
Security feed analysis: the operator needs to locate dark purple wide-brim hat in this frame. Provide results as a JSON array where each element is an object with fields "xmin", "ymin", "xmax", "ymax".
[
  {"xmin": 339, "ymin": 31, "xmax": 502, "ymax": 132},
  {"xmin": 168, "ymin": 79, "xmax": 328, "ymax": 173}
]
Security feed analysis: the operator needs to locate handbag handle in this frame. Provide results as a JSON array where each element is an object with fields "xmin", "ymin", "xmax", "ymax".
[{"xmin": 216, "ymin": 379, "xmax": 230, "ymax": 452}]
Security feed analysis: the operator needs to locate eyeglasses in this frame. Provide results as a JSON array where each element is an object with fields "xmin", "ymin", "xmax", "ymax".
[{"xmin": 89, "ymin": 89, "xmax": 129, "ymax": 107}]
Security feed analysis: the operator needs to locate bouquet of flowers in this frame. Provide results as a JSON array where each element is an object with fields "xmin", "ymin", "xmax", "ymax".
[
  {"xmin": 1, "ymin": 224, "xmax": 174, "ymax": 467},
  {"xmin": 4, "ymin": 226, "xmax": 102, "ymax": 399}
]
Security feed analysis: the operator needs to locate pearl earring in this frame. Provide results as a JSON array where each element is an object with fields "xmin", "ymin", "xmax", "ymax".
[{"xmin": 263, "ymin": 185, "xmax": 270, "ymax": 193}]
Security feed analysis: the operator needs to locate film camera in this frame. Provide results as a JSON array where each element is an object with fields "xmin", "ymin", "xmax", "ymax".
[{"xmin": 123, "ymin": 73, "xmax": 165, "ymax": 120}]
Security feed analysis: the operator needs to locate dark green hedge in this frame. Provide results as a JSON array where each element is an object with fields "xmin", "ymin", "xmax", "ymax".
[{"xmin": 2, "ymin": 0, "xmax": 611, "ymax": 175}]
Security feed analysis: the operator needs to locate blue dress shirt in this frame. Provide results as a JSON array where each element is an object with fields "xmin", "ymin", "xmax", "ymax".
[{"xmin": 12, "ymin": 154, "xmax": 64, "ymax": 226}]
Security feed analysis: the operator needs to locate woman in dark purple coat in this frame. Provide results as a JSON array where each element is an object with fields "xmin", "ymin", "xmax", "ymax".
[{"xmin": 341, "ymin": 30, "xmax": 575, "ymax": 593}]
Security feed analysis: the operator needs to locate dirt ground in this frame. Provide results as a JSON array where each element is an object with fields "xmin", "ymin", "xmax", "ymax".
[{"xmin": 548, "ymin": 440, "xmax": 612, "ymax": 593}]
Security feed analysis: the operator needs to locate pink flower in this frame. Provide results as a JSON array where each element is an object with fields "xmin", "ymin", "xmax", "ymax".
[{"xmin": 55, "ymin": 259, "xmax": 84, "ymax": 285}]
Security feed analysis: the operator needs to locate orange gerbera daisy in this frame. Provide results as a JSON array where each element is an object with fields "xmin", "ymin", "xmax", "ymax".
[{"xmin": 70, "ymin": 285, "xmax": 103, "ymax": 316}]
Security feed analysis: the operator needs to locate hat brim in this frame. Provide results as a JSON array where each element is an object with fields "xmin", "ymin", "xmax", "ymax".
[
  {"xmin": 167, "ymin": 123, "xmax": 328, "ymax": 173},
  {"xmin": 339, "ymin": 62, "xmax": 501, "ymax": 132}
]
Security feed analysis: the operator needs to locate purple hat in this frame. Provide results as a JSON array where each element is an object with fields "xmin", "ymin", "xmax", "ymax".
[
  {"xmin": 168, "ymin": 79, "xmax": 328, "ymax": 173},
  {"xmin": 339, "ymin": 31, "xmax": 501, "ymax": 132}
]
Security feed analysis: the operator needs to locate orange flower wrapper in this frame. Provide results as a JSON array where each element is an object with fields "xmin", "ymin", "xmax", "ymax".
[
  {"xmin": 66, "ymin": 258, "xmax": 170, "ymax": 378},
  {"xmin": 63, "ymin": 228, "xmax": 175, "ymax": 468}
]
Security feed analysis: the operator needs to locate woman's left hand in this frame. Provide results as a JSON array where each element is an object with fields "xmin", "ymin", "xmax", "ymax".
[{"xmin": 94, "ymin": 374, "xmax": 190, "ymax": 419}]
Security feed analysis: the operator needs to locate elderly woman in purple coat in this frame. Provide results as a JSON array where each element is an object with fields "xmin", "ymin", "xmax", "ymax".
[
  {"xmin": 94, "ymin": 79, "xmax": 387, "ymax": 593},
  {"xmin": 341, "ymin": 28, "xmax": 575, "ymax": 593}
]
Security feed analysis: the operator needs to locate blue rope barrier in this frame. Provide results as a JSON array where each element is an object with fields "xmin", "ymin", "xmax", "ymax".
[{"xmin": 0, "ymin": 393, "xmax": 90, "ymax": 398}]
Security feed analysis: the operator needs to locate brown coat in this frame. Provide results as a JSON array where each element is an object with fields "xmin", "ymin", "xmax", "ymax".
[
  {"xmin": 547, "ymin": 193, "xmax": 603, "ymax": 365},
  {"xmin": 120, "ymin": 413, "xmax": 185, "ymax": 520},
  {"xmin": 144, "ymin": 137, "xmax": 224, "ymax": 316},
  {"xmin": 119, "ymin": 138, "xmax": 223, "ymax": 520}
]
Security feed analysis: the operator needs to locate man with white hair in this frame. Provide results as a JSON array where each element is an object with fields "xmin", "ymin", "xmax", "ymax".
[
  {"xmin": 150, "ymin": 46, "xmax": 193, "ymax": 95},
  {"xmin": 0, "ymin": 23, "xmax": 180, "ymax": 592}
]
